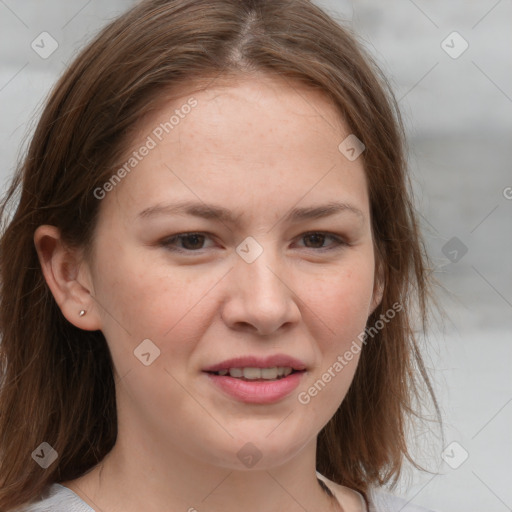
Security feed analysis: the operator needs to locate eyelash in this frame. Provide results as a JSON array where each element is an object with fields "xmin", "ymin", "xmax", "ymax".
[{"xmin": 160, "ymin": 231, "xmax": 348, "ymax": 254}]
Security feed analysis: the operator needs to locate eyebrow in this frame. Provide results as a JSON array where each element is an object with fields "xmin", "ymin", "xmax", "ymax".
[{"xmin": 136, "ymin": 200, "xmax": 365, "ymax": 224}]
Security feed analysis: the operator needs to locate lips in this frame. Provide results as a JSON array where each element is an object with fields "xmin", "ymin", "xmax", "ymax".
[
  {"xmin": 202, "ymin": 354, "xmax": 307, "ymax": 373},
  {"xmin": 202, "ymin": 354, "xmax": 308, "ymax": 404}
]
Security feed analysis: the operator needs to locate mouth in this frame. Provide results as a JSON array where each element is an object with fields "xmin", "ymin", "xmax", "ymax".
[
  {"xmin": 204, "ymin": 369, "xmax": 306, "ymax": 404},
  {"xmin": 202, "ymin": 355, "xmax": 308, "ymax": 404},
  {"xmin": 205, "ymin": 366, "xmax": 305, "ymax": 381}
]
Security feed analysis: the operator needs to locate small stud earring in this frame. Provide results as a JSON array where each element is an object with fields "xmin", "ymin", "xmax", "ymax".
[{"xmin": 79, "ymin": 310, "xmax": 86, "ymax": 317}]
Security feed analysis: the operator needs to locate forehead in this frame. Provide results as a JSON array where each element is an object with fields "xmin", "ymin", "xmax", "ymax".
[
  {"xmin": 144, "ymin": 72, "xmax": 346, "ymax": 127},
  {"xmin": 132, "ymin": 73, "xmax": 351, "ymax": 158},
  {"xmin": 102, "ymin": 74, "xmax": 369, "ymax": 224}
]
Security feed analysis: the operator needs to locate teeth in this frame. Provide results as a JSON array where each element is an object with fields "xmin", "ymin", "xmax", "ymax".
[
  {"xmin": 261, "ymin": 367, "xmax": 278, "ymax": 379},
  {"xmin": 243, "ymin": 367, "xmax": 263, "ymax": 380},
  {"xmin": 214, "ymin": 367, "xmax": 295, "ymax": 379},
  {"xmin": 229, "ymin": 368, "xmax": 243, "ymax": 378}
]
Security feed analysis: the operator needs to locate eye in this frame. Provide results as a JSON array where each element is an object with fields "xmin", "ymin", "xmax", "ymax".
[
  {"xmin": 160, "ymin": 232, "xmax": 214, "ymax": 252},
  {"xmin": 295, "ymin": 232, "xmax": 348, "ymax": 251},
  {"xmin": 160, "ymin": 231, "xmax": 347, "ymax": 254}
]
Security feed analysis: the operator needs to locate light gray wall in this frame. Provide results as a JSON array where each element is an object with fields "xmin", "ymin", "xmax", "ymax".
[{"xmin": 1, "ymin": 1, "xmax": 511, "ymax": 511}]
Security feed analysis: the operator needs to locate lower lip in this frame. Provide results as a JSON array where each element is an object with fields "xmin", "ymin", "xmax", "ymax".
[{"xmin": 204, "ymin": 371, "xmax": 305, "ymax": 404}]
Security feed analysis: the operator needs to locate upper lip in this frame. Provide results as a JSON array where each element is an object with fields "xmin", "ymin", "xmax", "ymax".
[{"xmin": 203, "ymin": 354, "xmax": 307, "ymax": 372}]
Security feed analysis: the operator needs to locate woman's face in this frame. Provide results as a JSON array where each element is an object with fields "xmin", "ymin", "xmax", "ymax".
[{"xmin": 84, "ymin": 74, "xmax": 381, "ymax": 470}]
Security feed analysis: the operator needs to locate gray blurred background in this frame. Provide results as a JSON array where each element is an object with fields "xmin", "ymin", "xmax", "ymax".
[{"xmin": 1, "ymin": 1, "xmax": 511, "ymax": 511}]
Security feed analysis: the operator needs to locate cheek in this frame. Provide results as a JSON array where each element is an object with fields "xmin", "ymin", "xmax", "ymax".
[
  {"xmin": 94, "ymin": 241, "xmax": 180, "ymax": 331},
  {"xmin": 92, "ymin": 245, "xmax": 221, "ymax": 368},
  {"xmin": 307, "ymin": 258, "xmax": 375, "ymax": 344},
  {"xmin": 297, "ymin": 262, "xmax": 374, "ymax": 419}
]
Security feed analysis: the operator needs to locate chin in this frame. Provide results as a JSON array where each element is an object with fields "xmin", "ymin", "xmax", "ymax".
[{"xmin": 201, "ymin": 431, "xmax": 311, "ymax": 472}]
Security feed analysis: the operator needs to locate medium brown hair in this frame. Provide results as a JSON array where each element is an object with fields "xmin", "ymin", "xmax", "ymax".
[{"xmin": 0, "ymin": 0, "xmax": 443, "ymax": 509}]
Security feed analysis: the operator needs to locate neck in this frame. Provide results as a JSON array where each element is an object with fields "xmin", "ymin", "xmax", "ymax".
[{"xmin": 64, "ymin": 428, "xmax": 339, "ymax": 512}]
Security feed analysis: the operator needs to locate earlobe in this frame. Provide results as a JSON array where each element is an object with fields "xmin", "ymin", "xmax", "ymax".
[{"xmin": 33, "ymin": 225, "xmax": 101, "ymax": 331}]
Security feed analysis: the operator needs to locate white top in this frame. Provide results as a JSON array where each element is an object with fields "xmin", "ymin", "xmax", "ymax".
[
  {"xmin": 20, "ymin": 478, "xmax": 440, "ymax": 512},
  {"xmin": 21, "ymin": 484, "xmax": 93, "ymax": 512},
  {"xmin": 316, "ymin": 472, "xmax": 439, "ymax": 512}
]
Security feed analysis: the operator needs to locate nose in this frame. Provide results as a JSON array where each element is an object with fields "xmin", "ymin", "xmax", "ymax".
[{"xmin": 220, "ymin": 242, "xmax": 301, "ymax": 336}]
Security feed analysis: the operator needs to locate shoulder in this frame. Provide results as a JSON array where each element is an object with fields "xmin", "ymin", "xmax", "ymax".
[
  {"xmin": 316, "ymin": 472, "xmax": 441, "ymax": 512},
  {"xmin": 316, "ymin": 472, "xmax": 367, "ymax": 511},
  {"xmin": 17, "ymin": 483, "xmax": 94, "ymax": 512},
  {"xmin": 368, "ymin": 486, "xmax": 440, "ymax": 512}
]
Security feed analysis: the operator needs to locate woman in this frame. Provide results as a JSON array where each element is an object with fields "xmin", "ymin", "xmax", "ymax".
[{"xmin": 0, "ymin": 0, "xmax": 443, "ymax": 510}]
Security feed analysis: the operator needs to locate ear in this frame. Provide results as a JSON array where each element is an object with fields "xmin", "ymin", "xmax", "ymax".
[
  {"xmin": 33, "ymin": 225, "xmax": 102, "ymax": 331},
  {"xmin": 369, "ymin": 255, "xmax": 385, "ymax": 316}
]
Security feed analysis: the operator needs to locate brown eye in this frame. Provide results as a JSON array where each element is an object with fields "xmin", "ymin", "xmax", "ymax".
[
  {"xmin": 303, "ymin": 233, "xmax": 327, "ymax": 248},
  {"xmin": 161, "ymin": 232, "xmax": 212, "ymax": 252},
  {"xmin": 298, "ymin": 232, "xmax": 347, "ymax": 251},
  {"xmin": 178, "ymin": 234, "xmax": 206, "ymax": 250}
]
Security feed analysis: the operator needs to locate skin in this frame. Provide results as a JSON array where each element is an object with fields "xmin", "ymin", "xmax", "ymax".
[{"xmin": 34, "ymin": 73, "xmax": 382, "ymax": 512}]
